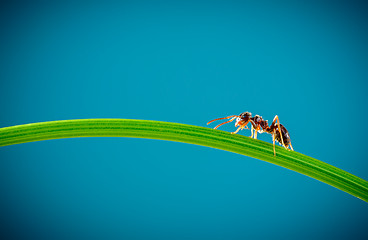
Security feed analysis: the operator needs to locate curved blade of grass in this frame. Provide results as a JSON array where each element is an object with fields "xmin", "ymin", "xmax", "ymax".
[{"xmin": 0, "ymin": 119, "xmax": 367, "ymax": 202}]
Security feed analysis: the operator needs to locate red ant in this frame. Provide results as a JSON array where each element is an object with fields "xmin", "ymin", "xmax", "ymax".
[{"xmin": 207, "ymin": 112, "xmax": 294, "ymax": 156}]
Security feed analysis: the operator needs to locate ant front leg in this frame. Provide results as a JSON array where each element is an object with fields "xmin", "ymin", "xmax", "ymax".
[{"xmin": 231, "ymin": 123, "xmax": 249, "ymax": 134}]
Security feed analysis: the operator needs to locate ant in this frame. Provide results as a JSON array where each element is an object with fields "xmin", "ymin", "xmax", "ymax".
[{"xmin": 207, "ymin": 112, "xmax": 293, "ymax": 156}]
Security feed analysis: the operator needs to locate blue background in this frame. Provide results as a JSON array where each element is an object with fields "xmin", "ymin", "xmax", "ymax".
[{"xmin": 1, "ymin": 0, "xmax": 367, "ymax": 239}]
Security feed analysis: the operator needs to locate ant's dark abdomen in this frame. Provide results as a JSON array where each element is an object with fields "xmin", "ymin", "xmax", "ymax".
[{"xmin": 275, "ymin": 124, "xmax": 291, "ymax": 147}]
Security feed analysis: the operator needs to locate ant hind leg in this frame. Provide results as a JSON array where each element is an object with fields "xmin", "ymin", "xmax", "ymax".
[
  {"xmin": 272, "ymin": 130, "xmax": 276, "ymax": 156},
  {"xmin": 272, "ymin": 115, "xmax": 286, "ymax": 148},
  {"xmin": 289, "ymin": 142, "xmax": 294, "ymax": 151}
]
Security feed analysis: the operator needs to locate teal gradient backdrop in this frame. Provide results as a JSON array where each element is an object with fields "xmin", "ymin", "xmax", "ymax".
[{"xmin": 1, "ymin": 0, "xmax": 367, "ymax": 239}]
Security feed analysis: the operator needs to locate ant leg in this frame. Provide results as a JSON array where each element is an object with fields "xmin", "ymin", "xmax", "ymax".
[
  {"xmin": 231, "ymin": 126, "xmax": 242, "ymax": 134},
  {"xmin": 254, "ymin": 129, "xmax": 258, "ymax": 139},
  {"xmin": 207, "ymin": 115, "xmax": 238, "ymax": 125},
  {"xmin": 253, "ymin": 126, "xmax": 262, "ymax": 139},
  {"xmin": 272, "ymin": 130, "xmax": 276, "ymax": 156},
  {"xmin": 213, "ymin": 117, "xmax": 237, "ymax": 129},
  {"xmin": 231, "ymin": 122, "xmax": 249, "ymax": 134},
  {"xmin": 249, "ymin": 120, "xmax": 258, "ymax": 139},
  {"xmin": 289, "ymin": 142, "xmax": 294, "ymax": 151}
]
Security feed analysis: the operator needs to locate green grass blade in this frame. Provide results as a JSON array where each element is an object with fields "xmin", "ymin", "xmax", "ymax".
[{"xmin": 1, "ymin": 119, "xmax": 367, "ymax": 202}]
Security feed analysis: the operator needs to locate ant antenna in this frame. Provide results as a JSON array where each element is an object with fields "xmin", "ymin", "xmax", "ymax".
[{"xmin": 207, "ymin": 115, "xmax": 238, "ymax": 129}]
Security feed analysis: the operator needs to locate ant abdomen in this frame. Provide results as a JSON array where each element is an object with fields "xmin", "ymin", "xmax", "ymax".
[{"xmin": 275, "ymin": 124, "xmax": 291, "ymax": 147}]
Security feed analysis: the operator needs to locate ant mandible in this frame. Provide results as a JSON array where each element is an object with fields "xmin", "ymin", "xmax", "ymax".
[{"xmin": 207, "ymin": 112, "xmax": 294, "ymax": 156}]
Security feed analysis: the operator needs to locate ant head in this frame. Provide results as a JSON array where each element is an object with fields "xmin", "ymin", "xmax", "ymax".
[
  {"xmin": 235, "ymin": 112, "xmax": 251, "ymax": 126},
  {"xmin": 238, "ymin": 112, "xmax": 251, "ymax": 119}
]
